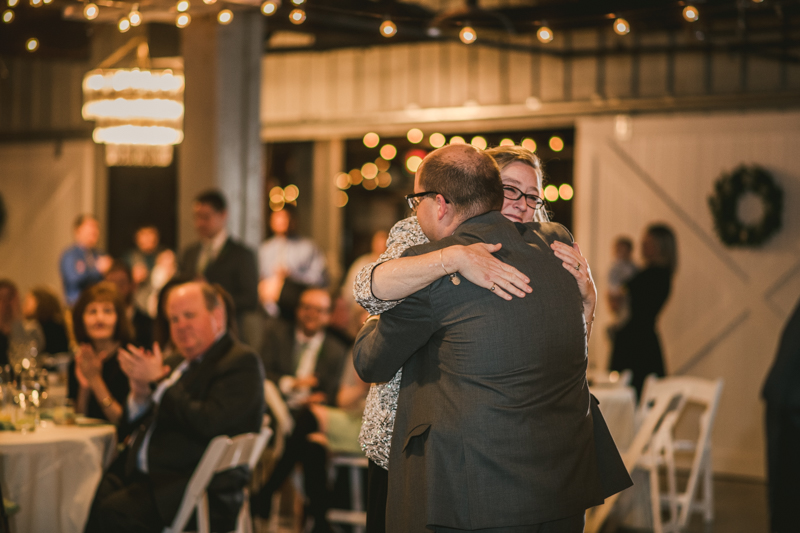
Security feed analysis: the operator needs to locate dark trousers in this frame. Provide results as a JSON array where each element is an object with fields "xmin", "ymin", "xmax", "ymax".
[
  {"xmin": 366, "ymin": 459, "xmax": 388, "ymax": 533},
  {"xmin": 765, "ymin": 405, "xmax": 800, "ymax": 533},
  {"xmin": 84, "ymin": 470, "xmax": 163, "ymax": 533}
]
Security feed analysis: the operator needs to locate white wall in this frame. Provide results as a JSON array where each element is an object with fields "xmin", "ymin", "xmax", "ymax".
[
  {"xmin": 0, "ymin": 140, "xmax": 97, "ymax": 299},
  {"xmin": 574, "ymin": 110, "xmax": 800, "ymax": 479}
]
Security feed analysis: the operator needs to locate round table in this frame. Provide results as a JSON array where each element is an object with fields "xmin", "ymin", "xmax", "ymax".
[{"xmin": 0, "ymin": 422, "xmax": 117, "ymax": 533}]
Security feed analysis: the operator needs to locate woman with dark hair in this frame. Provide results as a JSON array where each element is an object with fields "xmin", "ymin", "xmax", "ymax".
[
  {"xmin": 22, "ymin": 286, "xmax": 70, "ymax": 354},
  {"xmin": 610, "ymin": 223, "xmax": 678, "ymax": 396},
  {"xmin": 68, "ymin": 282, "xmax": 134, "ymax": 424}
]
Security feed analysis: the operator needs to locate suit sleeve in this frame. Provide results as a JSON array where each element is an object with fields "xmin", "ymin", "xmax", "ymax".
[
  {"xmin": 232, "ymin": 246, "xmax": 260, "ymax": 313},
  {"xmin": 353, "ymin": 286, "xmax": 436, "ymax": 383},
  {"xmin": 157, "ymin": 350, "xmax": 266, "ymax": 439}
]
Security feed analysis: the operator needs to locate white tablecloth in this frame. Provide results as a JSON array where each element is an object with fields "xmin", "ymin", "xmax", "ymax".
[{"xmin": 0, "ymin": 422, "xmax": 117, "ymax": 533}]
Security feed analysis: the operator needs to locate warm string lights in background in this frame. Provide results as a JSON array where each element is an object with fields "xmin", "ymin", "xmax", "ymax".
[
  {"xmin": 269, "ymin": 184, "xmax": 300, "ymax": 211},
  {"xmin": 332, "ymin": 128, "xmax": 573, "ymax": 209},
  {"xmin": 9, "ymin": 1, "xmax": 717, "ymax": 50}
]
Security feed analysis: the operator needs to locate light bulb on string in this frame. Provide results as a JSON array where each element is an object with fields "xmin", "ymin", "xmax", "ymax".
[
  {"xmin": 217, "ymin": 8, "xmax": 232, "ymax": 24},
  {"xmin": 83, "ymin": 2, "xmax": 99, "ymax": 19},
  {"xmin": 203, "ymin": 0, "xmax": 216, "ymax": 5},
  {"xmin": 176, "ymin": 12, "xmax": 190, "ymax": 27},
  {"xmin": 129, "ymin": 6, "xmax": 142, "ymax": 26},
  {"xmin": 683, "ymin": 5, "xmax": 699, "ymax": 22},
  {"xmin": 289, "ymin": 7, "xmax": 305, "ymax": 24},
  {"xmin": 8, "ymin": 0, "xmax": 19, "ymax": 7},
  {"xmin": 459, "ymin": 25, "xmax": 476, "ymax": 44},
  {"xmin": 176, "ymin": 0, "xmax": 189, "ymax": 12},
  {"xmin": 2, "ymin": 9, "xmax": 13, "ymax": 22},
  {"xmin": 290, "ymin": 0, "xmax": 304, "ymax": 4},
  {"xmin": 261, "ymin": 0, "xmax": 279, "ymax": 15},
  {"xmin": 118, "ymin": 16, "xmax": 131, "ymax": 32},
  {"xmin": 30, "ymin": 0, "xmax": 42, "ymax": 8},
  {"xmin": 613, "ymin": 17, "xmax": 630, "ymax": 35},
  {"xmin": 26, "ymin": 37, "xmax": 38, "ymax": 52},
  {"xmin": 380, "ymin": 18, "xmax": 397, "ymax": 38},
  {"xmin": 537, "ymin": 26, "xmax": 553, "ymax": 43}
]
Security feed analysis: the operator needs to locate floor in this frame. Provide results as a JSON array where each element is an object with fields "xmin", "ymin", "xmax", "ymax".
[
  {"xmin": 254, "ymin": 475, "xmax": 770, "ymax": 533},
  {"xmin": 614, "ymin": 475, "xmax": 770, "ymax": 533}
]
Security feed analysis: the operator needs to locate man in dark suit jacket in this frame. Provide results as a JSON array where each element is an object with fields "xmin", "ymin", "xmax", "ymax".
[
  {"xmin": 84, "ymin": 281, "xmax": 265, "ymax": 533},
  {"xmin": 178, "ymin": 189, "xmax": 261, "ymax": 349},
  {"xmin": 260, "ymin": 287, "xmax": 349, "ymax": 408},
  {"xmin": 354, "ymin": 144, "xmax": 630, "ymax": 533},
  {"xmin": 762, "ymin": 297, "xmax": 800, "ymax": 533}
]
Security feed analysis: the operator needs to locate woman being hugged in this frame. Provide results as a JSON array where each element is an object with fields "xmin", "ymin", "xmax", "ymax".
[{"xmin": 68, "ymin": 282, "xmax": 133, "ymax": 424}]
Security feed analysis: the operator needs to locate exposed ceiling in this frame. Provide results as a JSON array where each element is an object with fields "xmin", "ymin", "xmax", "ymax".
[{"xmin": 0, "ymin": 0, "xmax": 799, "ymax": 61}]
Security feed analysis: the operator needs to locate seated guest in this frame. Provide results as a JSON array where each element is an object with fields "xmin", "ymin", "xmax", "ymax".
[
  {"xmin": 251, "ymin": 353, "xmax": 369, "ymax": 533},
  {"xmin": 84, "ymin": 281, "xmax": 265, "ymax": 533},
  {"xmin": 68, "ymin": 283, "xmax": 133, "ymax": 424},
  {"xmin": 0, "ymin": 279, "xmax": 44, "ymax": 367},
  {"xmin": 60, "ymin": 214, "xmax": 112, "ymax": 307},
  {"xmin": 105, "ymin": 261, "xmax": 154, "ymax": 348},
  {"xmin": 260, "ymin": 287, "xmax": 349, "ymax": 409},
  {"xmin": 22, "ymin": 286, "xmax": 70, "ymax": 354}
]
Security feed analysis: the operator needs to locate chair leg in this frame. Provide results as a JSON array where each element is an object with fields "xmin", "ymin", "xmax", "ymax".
[
  {"xmin": 349, "ymin": 465, "xmax": 365, "ymax": 533},
  {"xmin": 702, "ymin": 447, "xmax": 715, "ymax": 523},
  {"xmin": 198, "ymin": 494, "xmax": 211, "ymax": 533},
  {"xmin": 648, "ymin": 461, "xmax": 663, "ymax": 533}
]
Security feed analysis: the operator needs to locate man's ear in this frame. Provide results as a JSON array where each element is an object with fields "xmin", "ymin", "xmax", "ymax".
[
  {"xmin": 212, "ymin": 305, "xmax": 226, "ymax": 333},
  {"xmin": 435, "ymin": 194, "xmax": 450, "ymax": 222}
]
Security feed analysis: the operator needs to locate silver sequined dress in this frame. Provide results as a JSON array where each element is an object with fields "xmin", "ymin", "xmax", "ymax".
[{"xmin": 354, "ymin": 216, "xmax": 428, "ymax": 470}]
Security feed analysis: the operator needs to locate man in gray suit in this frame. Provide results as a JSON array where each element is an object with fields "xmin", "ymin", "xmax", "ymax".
[{"xmin": 354, "ymin": 144, "xmax": 630, "ymax": 533}]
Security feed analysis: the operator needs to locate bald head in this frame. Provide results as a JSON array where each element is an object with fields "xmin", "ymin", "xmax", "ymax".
[
  {"xmin": 418, "ymin": 144, "xmax": 503, "ymax": 219},
  {"xmin": 167, "ymin": 282, "xmax": 226, "ymax": 360}
]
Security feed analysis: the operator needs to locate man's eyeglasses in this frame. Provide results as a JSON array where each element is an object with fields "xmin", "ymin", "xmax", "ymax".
[
  {"xmin": 503, "ymin": 185, "xmax": 545, "ymax": 211},
  {"xmin": 405, "ymin": 191, "xmax": 449, "ymax": 211}
]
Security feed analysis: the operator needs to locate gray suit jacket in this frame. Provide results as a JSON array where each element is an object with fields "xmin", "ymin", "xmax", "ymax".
[{"xmin": 354, "ymin": 211, "xmax": 630, "ymax": 532}]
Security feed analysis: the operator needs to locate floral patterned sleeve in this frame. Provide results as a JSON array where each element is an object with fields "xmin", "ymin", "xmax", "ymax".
[{"xmin": 353, "ymin": 215, "xmax": 429, "ymax": 315}]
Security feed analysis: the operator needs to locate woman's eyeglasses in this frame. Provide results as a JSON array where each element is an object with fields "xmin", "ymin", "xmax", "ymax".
[{"xmin": 503, "ymin": 185, "xmax": 545, "ymax": 210}]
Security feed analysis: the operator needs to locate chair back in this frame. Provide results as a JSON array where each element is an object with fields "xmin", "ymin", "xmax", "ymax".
[{"xmin": 164, "ymin": 426, "xmax": 273, "ymax": 533}]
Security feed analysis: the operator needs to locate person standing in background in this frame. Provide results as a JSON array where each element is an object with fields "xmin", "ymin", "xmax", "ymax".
[
  {"xmin": 60, "ymin": 215, "xmax": 112, "ymax": 307},
  {"xmin": 609, "ymin": 224, "xmax": 677, "ymax": 397},
  {"xmin": 259, "ymin": 205, "xmax": 328, "ymax": 317},
  {"xmin": 606, "ymin": 236, "xmax": 638, "ymax": 339},
  {"xmin": 177, "ymin": 190, "xmax": 260, "ymax": 348},
  {"xmin": 762, "ymin": 296, "xmax": 800, "ymax": 533},
  {"xmin": 105, "ymin": 261, "xmax": 154, "ymax": 349}
]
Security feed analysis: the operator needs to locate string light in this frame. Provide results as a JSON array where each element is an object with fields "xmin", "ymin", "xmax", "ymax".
[
  {"xmin": 177, "ymin": 0, "xmax": 189, "ymax": 12},
  {"xmin": 407, "ymin": 128, "xmax": 423, "ymax": 144},
  {"xmin": 471, "ymin": 136, "xmax": 487, "ymax": 150},
  {"xmin": 429, "ymin": 133, "xmax": 446, "ymax": 148},
  {"xmin": 559, "ymin": 184, "xmax": 574, "ymax": 201},
  {"xmin": 217, "ymin": 9, "xmax": 233, "ymax": 24},
  {"xmin": 334, "ymin": 191, "xmax": 349, "ymax": 208},
  {"xmin": 380, "ymin": 144, "xmax": 397, "ymax": 160},
  {"xmin": 549, "ymin": 136, "xmax": 564, "ymax": 152},
  {"xmin": 30, "ymin": 0, "xmax": 42, "ymax": 8},
  {"xmin": 261, "ymin": 0, "xmax": 279, "ymax": 15},
  {"xmin": 683, "ymin": 5, "xmax": 699, "ymax": 22},
  {"xmin": 284, "ymin": 184, "xmax": 299, "ymax": 202},
  {"xmin": 406, "ymin": 155, "xmax": 423, "ymax": 173},
  {"xmin": 25, "ymin": 37, "xmax": 38, "ymax": 52},
  {"xmin": 544, "ymin": 185, "xmax": 559, "ymax": 202},
  {"xmin": 176, "ymin": 12, "xmax": 190, "ymax": 27},
  {"xmin": 83, "ymin": 2, "xmax": 99, "ymax": 19},
  {"xmin": 363, "ymin": 132, "xmax": 380, "ymax": 148},
  {"xmin": 500, "ymin": 138, "xmax": 514, "ymax": 146},
  {"xmin": 289, "ymin": 8, "xmax": 305, "ymax": 24},
  {"xmin": 118, "ymin": 16, "xmax": 131, "ymax": 32},
  {"xmin": 537, "ymin": 26, "xmax": 553, "ymax": 43},
  {"xmin": 290, "ymin": 0, "xmax": 304, "ymax": 4},
  {"xmin": 521, "ymin": 138, "xmax": 537, "ymax": 152},
  {"xmin": 380, "ymin": 19, "xmax": 397, "ymax": 38},
  {"xmin": 203, "ymin": 0, "xmax": 217, "ymax": 5},
  {"xmin": 2, "ymin": 9, "xmax": 13, "ymax": 22},
  {"xmin": 613, "ymin": 18, "xmax": 630, "ymax": 35},
  {"xmin": 459, "ymin": 26, "xmax": 476, "ymax": 44},
  {"xmin": 129, "ymin": 6, "xmax": 142, "ymax": 26}
]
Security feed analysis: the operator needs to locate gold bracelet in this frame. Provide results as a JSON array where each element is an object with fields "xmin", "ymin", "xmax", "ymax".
[
  {"xmin": 364, "ymin": 315, "xmax": 380, "ymax": 324},
  {"xmin": 439, "ymin": 249, "xmax": 450, "ymax": 276},
  {"xmin": 100, "ymin": 396, "xmax": 114, "ymax": 408}
]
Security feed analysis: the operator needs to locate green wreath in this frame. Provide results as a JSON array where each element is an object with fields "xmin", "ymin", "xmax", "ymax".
[{"xmin": 708, "ymin": 165, "xmax": 782, "ymax": 247}]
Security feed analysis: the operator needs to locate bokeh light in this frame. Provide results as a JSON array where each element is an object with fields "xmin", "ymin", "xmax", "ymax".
[
  {"xmin": 375, "ymin": 158, "xmax": 390, "ymax": 172},
  {"xmin": 549, "ymin": 136, "xmax": 564, "ymax": 152},
  {"xmin": 284, "ymin": 184, "xmax": 300, "ymax": 202},
  {"xmin": 407, "ymin": 128, "xmax": 423, "ymax": 144},
  {"xmin": 349, "ymin": 169, "xmax": 363, "ymax": 186},
  {"xmin": 544, "ymin": 185, "xmax": 559, "ymax": 202},
  {"xmin": 521, "ymin": 138, "xmax": 537, "ymax": 152},
  {"xmin": 559, "ymin": 184, "xmax": 574, "ymax": 201},
  {"xmin": 406, "ymin": 155, "xmax": 423, "ymax": 173},
  {"xmin": 377, "ymin": 172, "xmax": 392, "ymax": 188},
  {"xmin": 334, "ymin": 172, "xmax": 351, "ymax": 190},
  {"xmin": 379, "ymin": 144, "xmax": 396, "ymax": 159},
  {"xmin": 471, "ymin": 136, "xmax": 487, "ymax": 150},
  {"xmin": 334, "ymin": 191, "xmax": 349, "ymax": 208},
  {"xmin": 429, "ymin": 133, "xmax": 446, "ymax": 148},
  {"xmin": 450, "ymin": 135, "xmax": 465, "ymax": 145},
  {"xmin": 361, "ymin": 162, "xmax": 379, "ymax": 180},
  {"xmin": 363, "ymin": 132, "xmax": 380, "ymax": 148}
]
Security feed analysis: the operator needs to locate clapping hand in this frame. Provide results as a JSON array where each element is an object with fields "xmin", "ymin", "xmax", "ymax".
[
  {"xmin": 118, "ymin": 343, "xmax": 170, "ymax": 387},
  {"xmin": 75, "ymin": 344, "xmax": 105, "ymax": 387}
]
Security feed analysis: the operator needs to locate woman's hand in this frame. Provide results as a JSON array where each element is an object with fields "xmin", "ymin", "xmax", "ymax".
[
  {"xmin": 76, "ymin": 344, "xmax": 103, "ymax": 384},
  {"xmin": 551, "ymin": 241, "xmax": 597, "ymax": 319},
  {"xmin": 445, "ymin": 243, "xmax": 532, "ymax": 301}
]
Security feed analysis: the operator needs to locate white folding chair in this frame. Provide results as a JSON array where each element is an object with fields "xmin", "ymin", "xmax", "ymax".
[
  {"xmin": 635, "ymin": 375, "xmax": 724, "ymax": 532},
  {"xmin": 585, "ymin": 385, "xmax": 684, "ymax": 533},
  {"xmin": 327, "ymin": 454, "xmax": 368, "ymax": 533},
  {"xmin": 164, "ymin": 426, "xmax": 273, "ymax": 533}
]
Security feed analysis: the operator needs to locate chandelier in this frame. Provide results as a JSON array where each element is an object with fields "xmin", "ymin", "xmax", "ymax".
[{"xmin": 82, "ymin": 66, "xmax": 185, "ymax": 167}]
